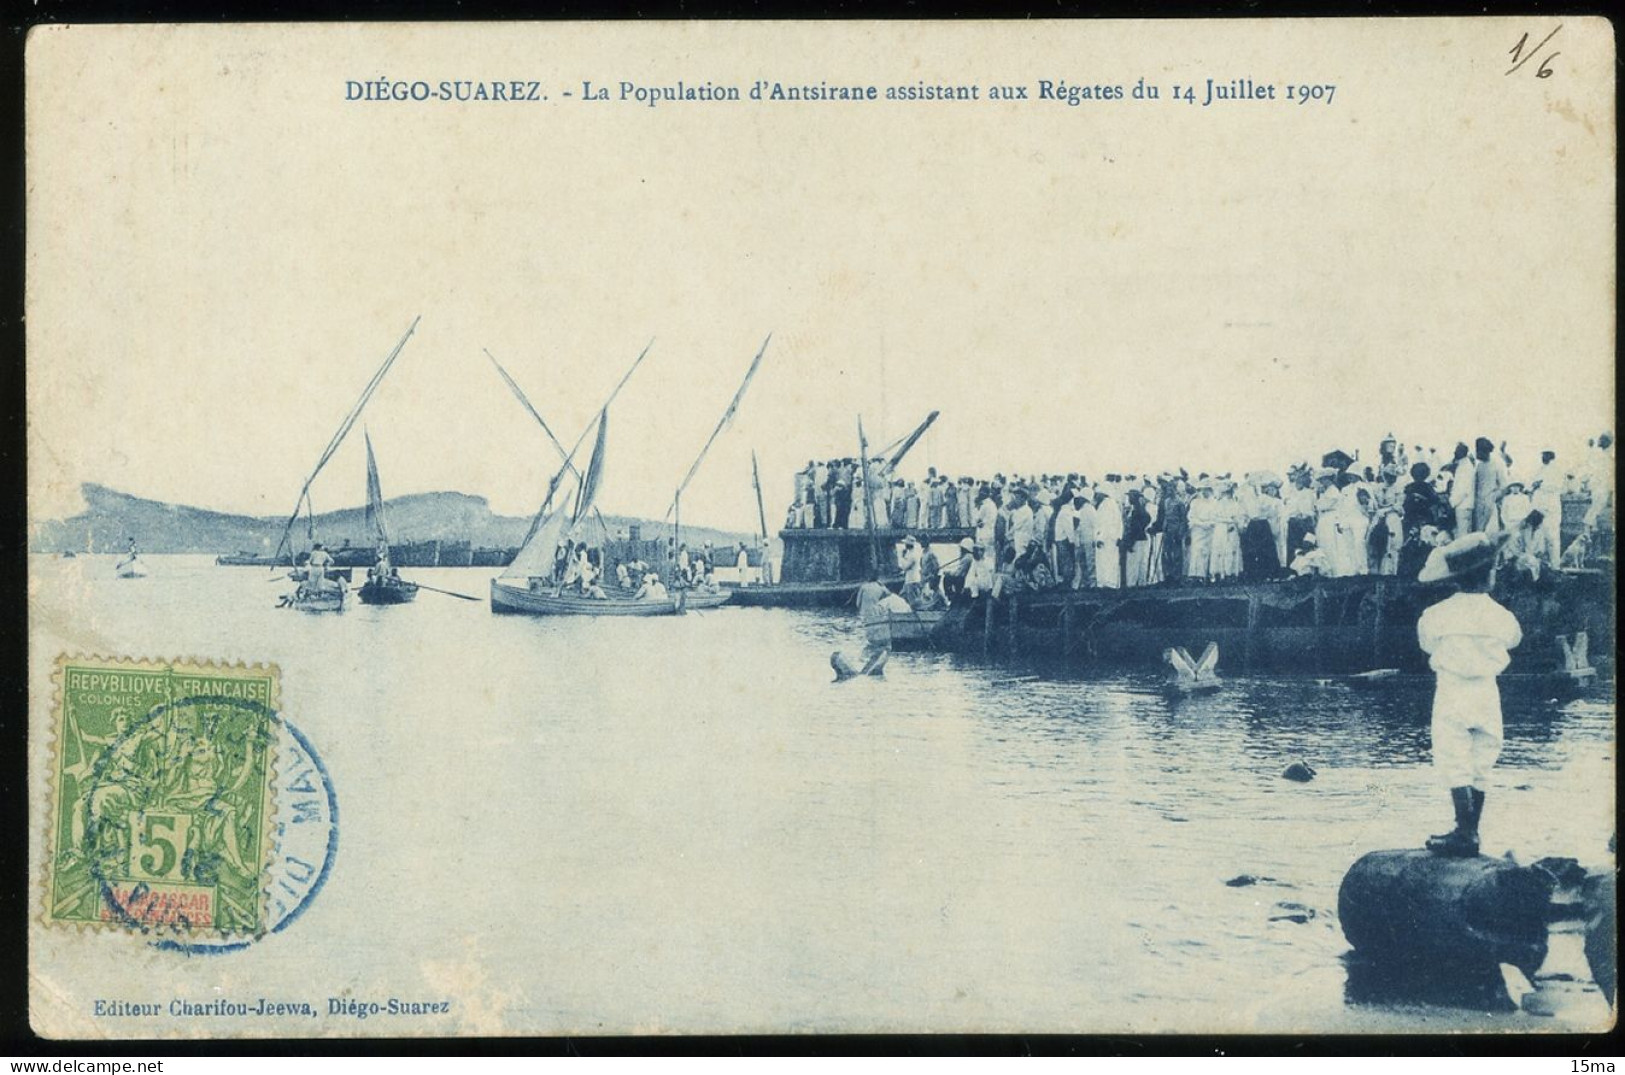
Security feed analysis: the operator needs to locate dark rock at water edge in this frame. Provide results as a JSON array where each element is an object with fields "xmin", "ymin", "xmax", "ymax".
[
  {"xmin": 1339, "ymin": 849, "xmax": 1555, "ymax": 978},
  {"xmin": 1531, "ymin": 856, "xmax": 1589, "ymax": 889},
  {"xmin": 1582, "ymin": 868, "xmax": 1616, "ymax": 1005}
]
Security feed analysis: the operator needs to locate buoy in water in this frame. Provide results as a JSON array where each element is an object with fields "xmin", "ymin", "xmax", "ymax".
[
  {"xmin": 1164, "ymin": 643, "xmax": 1221, "ymax": 693},
  {"xmin": 1281, "ymin": 760, "xmax": 1317, "ymax": 783}
]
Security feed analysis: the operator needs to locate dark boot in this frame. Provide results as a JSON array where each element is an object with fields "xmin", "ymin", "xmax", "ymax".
[
  {"xmin": 1464, "ymin": 787, "xmax": 1485, "ymax": 847},
  {"xmin": 1426, "ymin": 786, "xmax": 1480, "ymax": 857}
]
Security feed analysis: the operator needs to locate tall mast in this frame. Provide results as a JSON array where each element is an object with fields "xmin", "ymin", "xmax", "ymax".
[
  {"xmin": 673, "ymin": 487, "xmax": 683, "ymax": 576},
  {"xmin": 857, "ymin": 416, "xmax": 883, "ymax": 579},
  {"xmin": 663, "ymin": 334, "xmax": 772, "ymax": 522},
  {"xmin": 751, "ymin": 449, "xmax": 769, "ymax": 543},
  {"xmin": 274, "ymin": 315, "xmax": 420, "ymax": 565},
  {"xmin": 486, "ymin": 340, "xmax": 652, "ymax": 537}
]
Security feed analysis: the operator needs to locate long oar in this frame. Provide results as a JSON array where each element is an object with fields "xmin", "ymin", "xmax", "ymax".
[{"xmin": 411, "ymin": 581, "xmax": 481, "ymax": 602}]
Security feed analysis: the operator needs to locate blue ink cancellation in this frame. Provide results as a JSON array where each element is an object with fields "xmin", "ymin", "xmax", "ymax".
[
  {"xmin": 79, "ymin": 693, "xmax": 338, "ymax": 955},
  {"xmin": 158, "ymin": 709, "xmax": 340, "ymax": 955}
]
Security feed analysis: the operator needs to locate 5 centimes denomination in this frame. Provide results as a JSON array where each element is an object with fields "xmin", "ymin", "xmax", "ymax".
[
  {"xmin": 157, "ymin": 711, "xmax": 340, "ymax": 956},
  {"xmin": 46, "ymin": 656, "xmax": 280, "ymax": 935}
]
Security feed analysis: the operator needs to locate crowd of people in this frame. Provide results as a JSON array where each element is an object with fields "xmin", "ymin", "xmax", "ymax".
[{"xmin": 793, "ymin": 433, "xmax": 1615, "ymax": 607}]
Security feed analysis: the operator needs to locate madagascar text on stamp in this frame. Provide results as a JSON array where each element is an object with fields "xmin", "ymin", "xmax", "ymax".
[{"xmin": 46, "ymin": 656, "xmax": 280, "ymax": 934}]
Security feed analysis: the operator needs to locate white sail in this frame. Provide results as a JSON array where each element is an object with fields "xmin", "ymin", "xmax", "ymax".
[
  {"xmin": 571, "ymin": 410, "xmax": 609, "ymax": 528},
  {"xmin": 504, "ymin": 408, "xmax": 610, "ymax": 580},
  {"xmin": 500, "ymin": 489, "xmax": 575, "ymax": 580},
  {"xmin": 364, "ymin": 431, "xmax": 391, "ymax": 553}
]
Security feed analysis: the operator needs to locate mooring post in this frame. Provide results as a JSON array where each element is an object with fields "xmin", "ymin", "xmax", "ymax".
[
  {"xmin": 1245, "ymin": 594, "xmax": 1259, "ymax": 673},
  {"xmin": 1371, "ymin": 580, "xmax": 1386, "ymax": 668},
  {"xmin": 1062, "ymin": 590, "xmax": 1076, "ymax": 659},
  {"xmin": 982, "ymin": 595, "xmax": 994, "ymax": 658},
  {"xmin": 1008, "ymin": 593, "xmax": 1020, "ymax": 655},
  {"xmin": 1312, "ymin": 584, "xmax": 1325, "ymax": 674}
]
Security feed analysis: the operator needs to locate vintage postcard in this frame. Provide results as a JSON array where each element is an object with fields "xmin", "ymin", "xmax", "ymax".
[{"xmin": 25, "ymin": 19, "xmax": 1615, "ymax": 1038}]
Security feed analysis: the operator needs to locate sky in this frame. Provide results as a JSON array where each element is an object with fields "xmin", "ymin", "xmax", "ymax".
[{"xmin": 26, "ymin": 20, "xmax": 1616, "ymax": 536}]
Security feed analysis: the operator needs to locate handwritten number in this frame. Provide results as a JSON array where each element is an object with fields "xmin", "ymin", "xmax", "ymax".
[{"xmin": 1506, "ymin": 25, "xmax": 1561, "ymax": 78}]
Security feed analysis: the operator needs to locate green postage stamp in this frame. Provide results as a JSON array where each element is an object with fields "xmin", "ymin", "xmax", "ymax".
[{"xmin": 45, "ymin": 655, "xmax": 280, "ymax": 935}]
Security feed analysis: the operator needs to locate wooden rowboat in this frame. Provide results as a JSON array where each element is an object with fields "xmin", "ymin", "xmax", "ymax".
[
  {"xmin": 285, "ymin": 584, "xmax": 346, "ymax": 613},
  {"xmin": 487, "ymin": 336, "xmax": 768, "ymax": 621},
  {"xmin": 491, "ymin": 578, "xmax": 729, "ymax": 616},
  {"xmin": 872, "ymin": 607, "xmax": 947, "ymax": 649},
  {"xmin": 358, "ymin": 577, "xmax": 419, "ymax": 605}
]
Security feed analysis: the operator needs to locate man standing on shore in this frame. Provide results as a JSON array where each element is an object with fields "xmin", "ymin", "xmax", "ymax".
[
  {"xmin": 1530, "ymin": 450, "xmax": 1565, "ymax": 567},
  {"xmin": 1053, "ymin": 488, "xmax": 1077, "ymax": 588},
  {"xmin": 1448, "ymin": 443, "xmax": 1476, "ymax": 537},
  {"xmin": 1417, "ymin": 532, "xmax": 1522, "ymax": 857},
  {"xmin": 1074, "ymin": 489, "xmax": 1096, "ymax": 588},
  {"xmin": 1093, "ymin": 488, "xmax": 1123, "ymax": 589}
]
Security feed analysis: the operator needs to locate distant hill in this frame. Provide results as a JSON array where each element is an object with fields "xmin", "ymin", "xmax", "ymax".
[{"xmin": 30, "ymin": 484, "xmax": 753, "ymax": 556}]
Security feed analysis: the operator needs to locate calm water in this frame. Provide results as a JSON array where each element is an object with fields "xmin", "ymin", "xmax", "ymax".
[{"xmin": 29, "ymin": 555, "xmax": 1616, "ymax": 1035}]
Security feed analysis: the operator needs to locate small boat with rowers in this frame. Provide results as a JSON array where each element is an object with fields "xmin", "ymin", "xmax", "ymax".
[
  {"xmin": 279, "ymin": 569, "xmax": 347, "ymax": 613},
  {"xmin": 271, "ymin": 316, "xmax": 420, "ymax": 613},
  {"xmin": 356, "ymin": 432, "xmax": 419, "ymax": 606}
]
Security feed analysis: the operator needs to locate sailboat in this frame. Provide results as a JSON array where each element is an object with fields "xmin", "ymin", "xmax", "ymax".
[
  {"xmin": 491, "ymin": 408, "xmax": 729, "ymax": 616},
  {"xmin": 487, "ymin": 335, "xmax": 768, "ymax": 617},
  {"xmin": 274, "ymin": 316, "xmax": 420, "ymax": 613},
  {"xmin": 356, "ymin": 432, "xmax": 419, "ymax": 605}
]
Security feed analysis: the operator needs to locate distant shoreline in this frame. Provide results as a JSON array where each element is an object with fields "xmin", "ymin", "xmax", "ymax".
[{"xmin": 30, "ymin": 482, "xmax": 757, "ymax": 557}]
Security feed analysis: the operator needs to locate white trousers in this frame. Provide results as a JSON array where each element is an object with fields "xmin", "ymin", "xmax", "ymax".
[{"xmin": 1431, "ymin": 674, "xmax": 1504, "ymax": 789}]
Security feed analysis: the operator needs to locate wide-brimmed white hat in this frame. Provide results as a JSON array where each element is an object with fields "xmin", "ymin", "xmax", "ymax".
[{"xmin": 1418, "ymin": 531, "xmax": 1508, "ymax": 584}]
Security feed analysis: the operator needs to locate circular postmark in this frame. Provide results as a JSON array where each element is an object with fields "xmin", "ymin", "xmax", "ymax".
[{"xmin": 72, "ymin": 693, "xmax": 338, "ymax": 954}]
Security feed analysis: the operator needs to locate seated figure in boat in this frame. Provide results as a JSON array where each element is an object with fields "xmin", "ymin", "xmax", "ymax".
[
  {"xmin": 557, "ymin": 552, "xmax": 579, "ymax": 593},
  {"xmin": 634, "ymin": 572, "xmax": 669, "ymax": 601},
  {"xmin": 940, "ymin": 538, "xmax": 974, "ymax": 606},
  {"xmin": 697, "ymin": 557, "xmax": 722, "ymax": 594},
  {"xmin": 919, "ymin": 546, "xmax": 945, "ymax": 608},
  {"xmin": 857, "ymin": 576, "xmax": 901, "ymax": 655},
  {"xmin": 366, "ymin": 544, "xmax": 393, "ymax": 586},
  {"xmin": 569, "ymin": 547, "xmax": 607, "ymax": 599}
]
